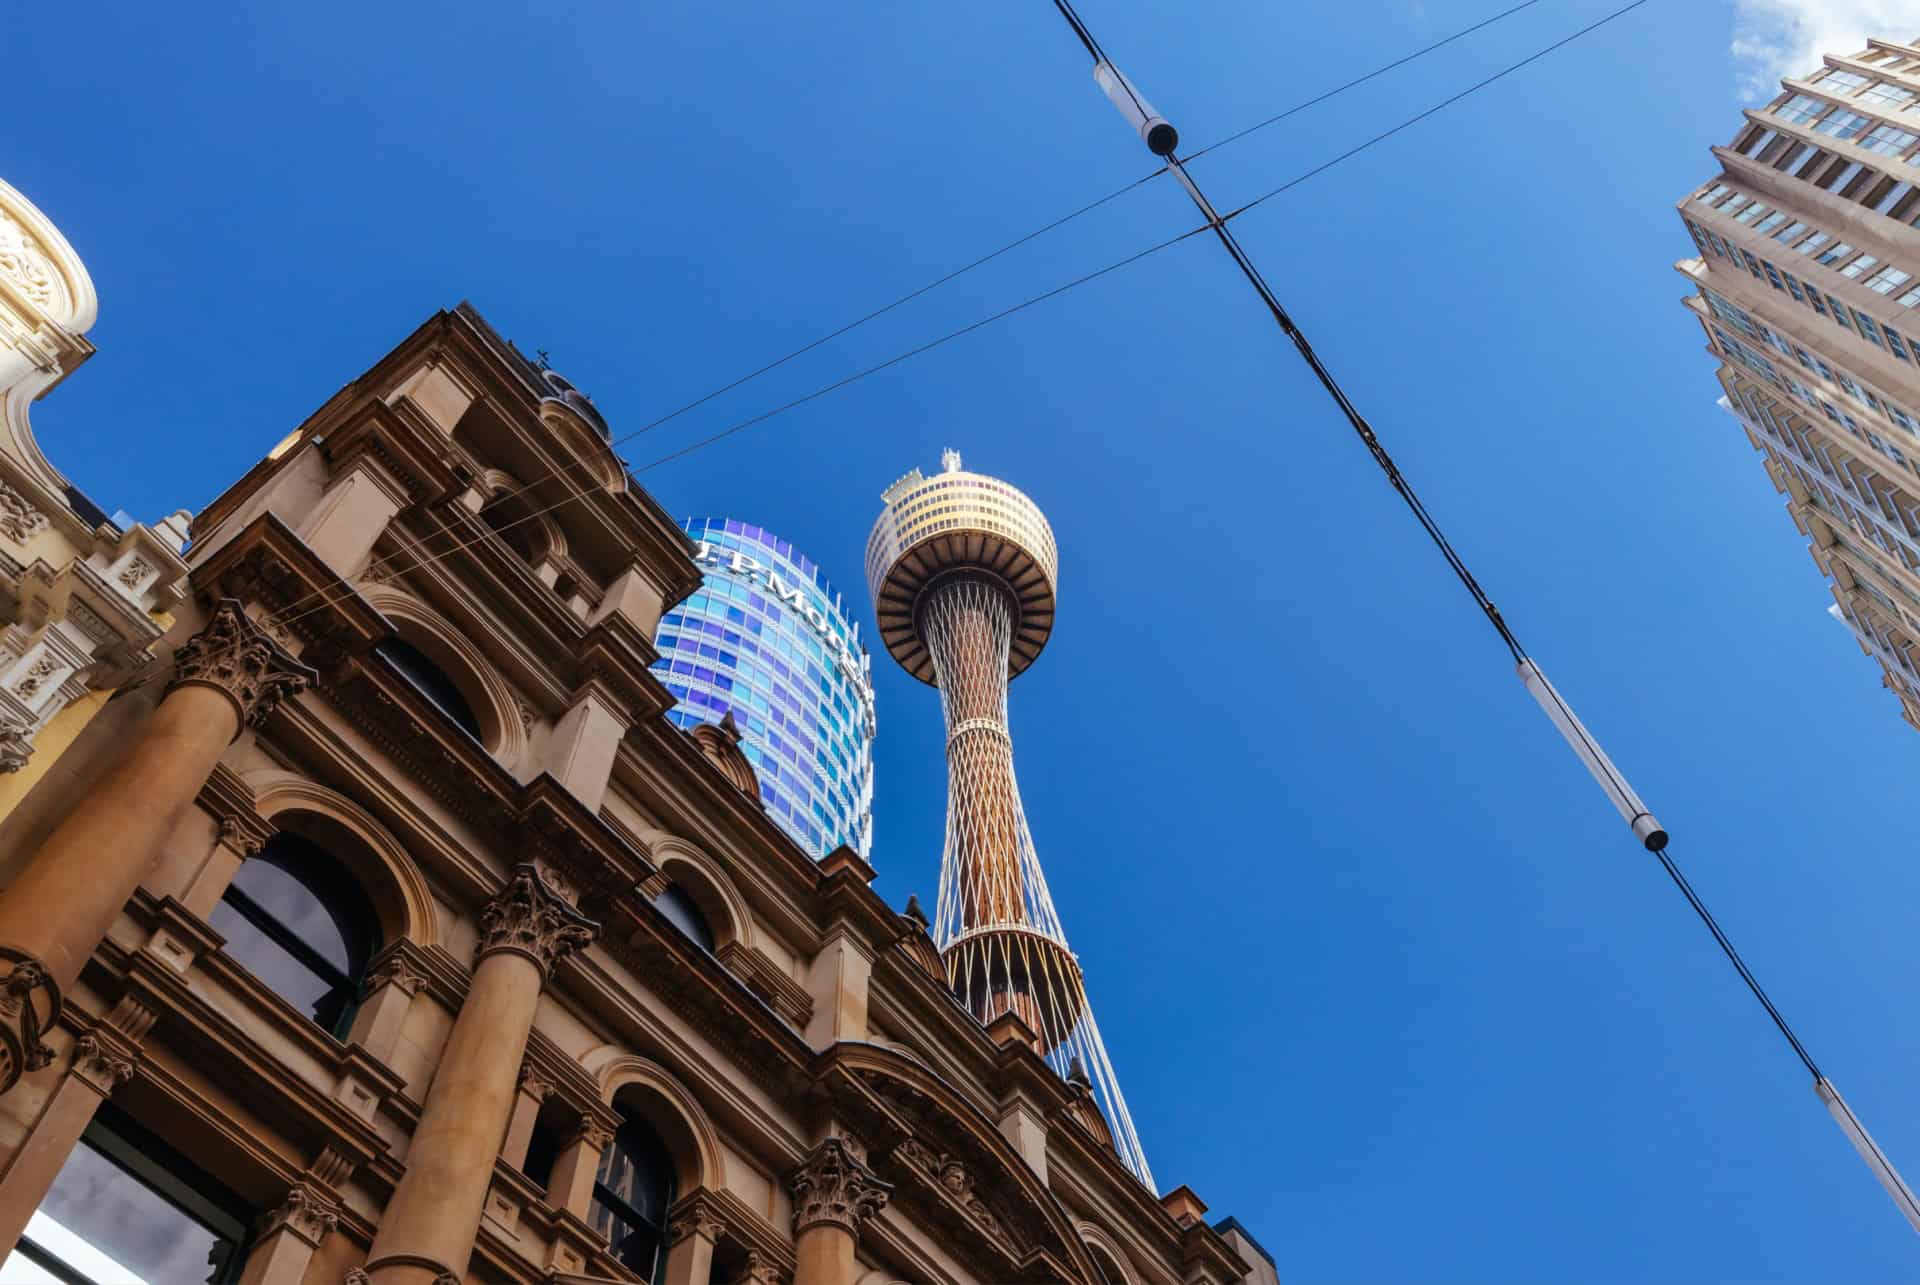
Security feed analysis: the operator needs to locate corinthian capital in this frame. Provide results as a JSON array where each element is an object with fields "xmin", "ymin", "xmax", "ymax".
[
  {"xmin": 167, "ymin": 599, "xmax": 315, "ymax": 733},
  {"xmin": 476, "ymin": 863, "xmax": 598, "ymax": 978},
  {"xmin": 789, "ymin": 1137, "xmax": 890, "ymax": 1237}
]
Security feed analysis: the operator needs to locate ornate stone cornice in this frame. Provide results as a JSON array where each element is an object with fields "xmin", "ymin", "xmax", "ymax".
[
  {"xmin": 789, "ymin": 1137, "xmax": 890, "ymax": 1238},
  {"xmin": 476, "ymin": 864, "xmax": 598, "ymax": 979},
  {"xmin": 167, "ymin": 599, "xmax": 315, "ymax": 733}
]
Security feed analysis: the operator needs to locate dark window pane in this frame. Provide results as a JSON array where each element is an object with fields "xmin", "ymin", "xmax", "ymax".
[
  {"xmin": 375, "ymin": 639, "xmax": 482, "ymax": 740},
  {"xmin": 4, "ymin": 1110, "xmax": 248, "ymax": 1285},
  {"xmin": 208, "ymin": 901, "xmax": 338, "ymax": 1020},
  {"xmin": 654, "ymin": 885, "xmax": 714, "ymax": 952}
]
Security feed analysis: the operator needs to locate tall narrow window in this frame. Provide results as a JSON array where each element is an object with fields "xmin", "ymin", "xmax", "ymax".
[
  {"xmin": 591, "ymin": 1117, "xmax": 675, "ymax": 1285},
  {"xmin": 2, "ymin": 1103, "xmax": 251, "ymax": 1284},
  {"xmin": 208, "ymin": 833, "xmax": 379, "ymax": 1039}
]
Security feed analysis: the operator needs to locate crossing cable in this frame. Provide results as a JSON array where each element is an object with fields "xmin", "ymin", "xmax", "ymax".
[
  {"xmin": 341, "ymin": 0, "xmax": 1559, "ymax": 576},
  {"xmin": 153, "ymin": 2, "xmax": 1651, "ymax": 691},
  {"xmin": 150, "ymin": 1, "xmax": 1640, "ymax": 690},
  {"xmin": 1050, "ymin": 0, "xmax": 1920, "ymax": 1236}
]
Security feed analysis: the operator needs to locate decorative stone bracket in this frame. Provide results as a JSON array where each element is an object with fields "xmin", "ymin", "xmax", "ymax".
[{"xmin": 789, "ymin": 1137, "xmax": 891, "ymax": 1237}]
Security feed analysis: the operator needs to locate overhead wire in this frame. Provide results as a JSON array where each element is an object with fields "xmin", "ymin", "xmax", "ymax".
[
  {"xmin": 1051, "ymin": 0, "xmax": 1905, "ymax": 1222},
  {"xmin": 155, "ymin": 0, "xmax": 1631, "ymax": 686}
]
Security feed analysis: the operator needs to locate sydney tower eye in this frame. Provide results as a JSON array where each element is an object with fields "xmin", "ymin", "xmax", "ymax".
[{"xmin": 866, "ymin": 449, "xmax": 1153, "ymax": 1188}]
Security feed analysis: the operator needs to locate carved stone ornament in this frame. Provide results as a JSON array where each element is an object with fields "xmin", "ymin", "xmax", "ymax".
[
  {"xmin": 517, "ymin": 1062, "xmax": 554, "ymax": 1102},
  {"xmin": 71, "ymin": 1030, "xmax": 136, "ymax": 1095},
  {"xmin": 476, "ymin": 863, "xmax": 599, "ymax": 978},
  {"xmin": 0, "ymin": 211, "xmax": 55, "ymax": 309},
  {"xmin": 263, "ymin": 1182, "xmax": 339, "ymax": 1246},
  {"xmin": 667, "ymin": 1197, "xmax": 726, "ymax": 1246},
  {"xmin": 12, "ymin": 653, "xmax": 60, "ymax": 699},
  {"xmin": 0, "ymin": 481, "xmax": 46, "ymax": 545},
  {"xmin": 789, "ymin": 1137, "xmax": 891, "ymax": 1237},
  {"xmin": 365, "ymin": 952, "xmax": 426, "ymax": 996},
  {"xmin": 344, "ymin": 1271, "xmax": 370, "ymax": 1285},
  {"xmin": 891, "ymin": 1138, "xmax": 1013, "ymax": 1250},
  {"xmin": 166, "ymin": 599, "xmax": 317, "ymax": 732},
  {"xmin": 0, "ymin": 718, "xmax": 31, "ymax": 774},
  {"xmin": 569, "ymin": 1118, "xmax": 615, "ymax": 1152},
  {"xmin": 738, "ymin": 1249, "xmax": 787, "ymax": 1285},
  {"xmin": 0, "ymin": 947, "xmax": 59, "ymax": 1094},
  {"xmin": 117, "ymin": 556, "xmax": 155, "ymax": 591}
]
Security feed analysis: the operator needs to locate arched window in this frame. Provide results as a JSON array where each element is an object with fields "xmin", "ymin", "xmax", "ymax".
[
  {"xmin": 375, "ymin": 637, "xmax": 484, "ymax": 740},
  {"xmin": 481, "ymin": 496, "xmax": 542, "ymax": 563},
  {"xmin": 590, "ymin": 1116, "xmax": 675, "ymax": 1285},
  {"xmin": 1088, "ymin": 1242, "xmax": 1130, "ymax": 1285},
  {"xmin": 654, "ymin": 883, "xmax": 714, "ymax": 953},
  {"xmin": 208, "ymin": 833, "xmax": 379, "ymax": 1039}
]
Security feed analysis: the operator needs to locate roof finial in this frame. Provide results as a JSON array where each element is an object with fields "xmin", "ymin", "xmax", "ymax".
[{"xmin": 941, "ymin": 447, "xmax": 962, "ymax": 473}]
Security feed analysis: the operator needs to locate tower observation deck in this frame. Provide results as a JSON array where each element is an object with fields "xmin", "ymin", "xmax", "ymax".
[{"xmin": 866, "ymin": 450, "xmax": 1153, "ymax": 1187}]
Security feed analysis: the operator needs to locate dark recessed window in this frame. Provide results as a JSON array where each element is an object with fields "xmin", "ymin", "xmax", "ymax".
[
  {"xmin": 591, "ymin": 1116, "xmax": 675, "ymax": 1285},
  {"xmin": 654, "ymin": 884, "xmax": 714, "ymax": 953},
  {"xmin": 208, "ymin": 832, "xmax": 379, "ymax": 1039},
  {"xmin": 375, "ymin": 638, "xmax": 483, "ymax": 741},
  {"xmin": 5, "ymin": 1102, "xmax": 251, "ymax": 1284}
]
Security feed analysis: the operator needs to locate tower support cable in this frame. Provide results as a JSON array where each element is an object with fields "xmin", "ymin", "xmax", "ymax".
[{"xmin": 1050, "ymin": 0, "xmax": 1920, "ymax": 1235}]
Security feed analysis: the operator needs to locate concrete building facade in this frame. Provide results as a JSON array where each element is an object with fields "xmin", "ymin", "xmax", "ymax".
[
  {"xmin": 0, "ymin": 291, "xmax": 1270, "ymax": 1285},
  {"xmin": 1674, "ymin": 34, "xmax": 1920, "ymax": 728}
]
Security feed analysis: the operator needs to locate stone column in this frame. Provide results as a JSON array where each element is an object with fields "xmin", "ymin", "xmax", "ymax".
[
  {"xmin": 789, "ymin": 1138, "xmax": 889, "ymax": 1285},
  {"xmin": 0, "ymin": 601, "xmax": 310, "ymax": 1093},
  {"xmin": 360, "ymin": 865, "xmax": 594, "ymax": 1285},
  {"xmin": 662, "ymin": 1195, "xmax": 724, "ymax": 1285},
  {"xmin": 238, "ymin": 1182, "xmax": 341, "ymax": 1285}
]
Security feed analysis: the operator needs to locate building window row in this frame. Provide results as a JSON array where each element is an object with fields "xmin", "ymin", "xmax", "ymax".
[{"xmin": 1738, "ymin": 85, "xmax": 1920, "ymax": 230}]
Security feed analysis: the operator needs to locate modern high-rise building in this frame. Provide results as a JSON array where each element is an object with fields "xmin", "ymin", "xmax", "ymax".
[
  {"xmin": 652, "ymin": 518, "xmax": 875, "ymax": 859},
  {"xmin": 1674, "ymin": 35, "xmax": 1920, "ymax": 729},
  {"xmin": 867, "ymin": 449, "xmax": 1155, "ymax": 1188}
]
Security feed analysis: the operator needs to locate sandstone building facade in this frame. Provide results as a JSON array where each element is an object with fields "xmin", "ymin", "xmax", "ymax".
[{"xmin": 0, "ymin": 187, "xmax": 1273, "ymax": 1285}]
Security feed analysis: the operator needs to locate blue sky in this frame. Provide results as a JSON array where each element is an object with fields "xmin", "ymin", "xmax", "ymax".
[{"xmin": 13, "ymin": 1, "xmax": 1920, "ymax": 1279}]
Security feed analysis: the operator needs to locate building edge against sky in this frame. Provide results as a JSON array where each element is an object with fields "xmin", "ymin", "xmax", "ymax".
[
  {"xmin": 1674, "ymin": 32, "xmax": 1920, "ymax": 730},
  {"xmin": 651, "ymin": 517, "xmax": 876, "ymax": 860}
]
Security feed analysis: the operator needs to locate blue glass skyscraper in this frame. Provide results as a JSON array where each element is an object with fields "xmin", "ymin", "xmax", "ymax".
[{"xmin": 651, "ymin": 518, "xmax": 876, "ymax": 860}]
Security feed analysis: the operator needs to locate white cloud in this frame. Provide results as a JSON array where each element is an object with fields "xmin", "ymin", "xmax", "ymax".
[{"xmin": 1729, "ymin": 0, "xmax": 1913, "ymax": 97}]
